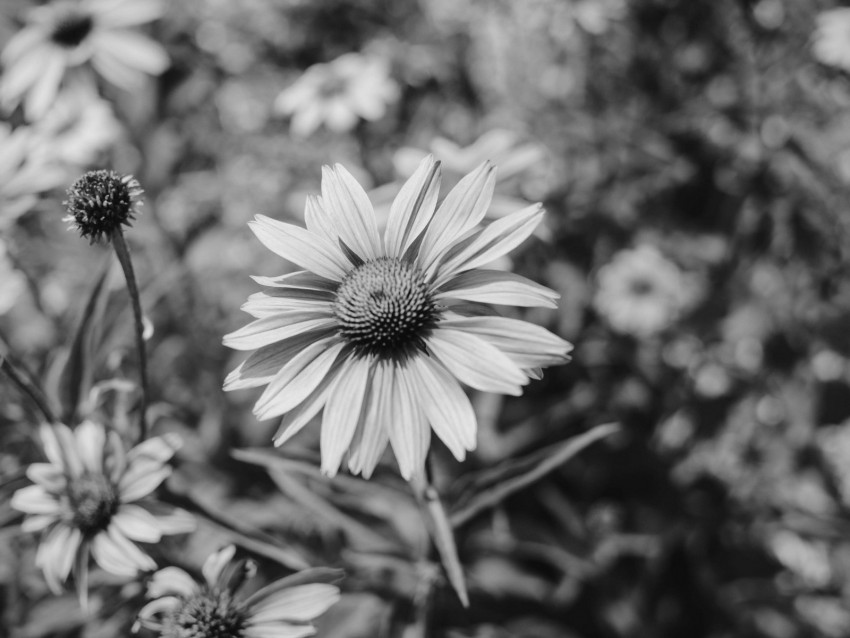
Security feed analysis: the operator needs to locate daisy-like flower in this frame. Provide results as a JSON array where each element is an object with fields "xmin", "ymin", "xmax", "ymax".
[
  {"xmin": 274, "ymin": 52, "xmax": 399, "ymax": 138},
  {"xmin": 223, "ymin": 157, "xmax": 573, "ymax": 480},
  {"xmin": 134, "ymin": 545, "xmax": 342, "ymax": 638},
  {"xmin": 812, "ymin": 9, "xmax": 850, "ymax": 72},
  {"xmin": 11, "ymin": 421, "xmax": 195, "ymax": 601},
  {"xmin": 0, "ymin": 0, "xmax": 169, "ymax": 120},
  {"xmin": 594, "ymin": 244, "xmax": 697, "ymax": 338}
]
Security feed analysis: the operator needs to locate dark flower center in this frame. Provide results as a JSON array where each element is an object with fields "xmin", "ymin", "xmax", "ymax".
[
  {"xmin": 50, "ymin": 11, "xmax": 94, "ymax": 48},
  {"xmin": 333, "ymin": 257, "xmax": 438, "ymax": 360},
  {"xmin": 164, "ymin": 590, "xmax": 247, "ymax": 638},
  {"xmin": 68, "ymin": 474, "xmax": 119, "ymax": 535},
  {"xmin": 64, "ymin": 170, "xmax": 142, "ymax": 243},
  {"xmin": 629, "ymin": 278, "xmax": 655, "ymax": 296}
]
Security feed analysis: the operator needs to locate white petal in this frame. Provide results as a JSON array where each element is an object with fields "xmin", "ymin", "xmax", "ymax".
[
  {"xmin": 111, "ymin": 503, "xmax": 163, "ymax": 542},
  {"xmin": 224, "ymin": 330, "xmax": 336, "ymax": 391},
  {"xmin": 94, "ymin": 0, "xmax": 165, "ymax": 27},
  {"xmin": 202, "ymin": 545, "xmax": 236, "ymax": 587},
  {"xmin": 251, "ymin": 269, "xmax": 338, "ymax": 293},
  {"xmin": 384, "ymin": 155, "xmax": 441, "ymax": 258},
  {"xmin": 137, "ymin": 596, "xmax": 183, "ymax": 630},
  {"xmin": 126, "ymin": 432, "xmax": 181, "ymax": 465},
  {"xmin": 11, "ymin": 485, "xmax": 61, "ymax": 515},
  {"xmin": 426, "ymin": 329, "xmax": 527, "ymax": 396},
  {"xmin": 406, "ymin": 356, "xmax": 476, "ymax": 459},
  {"xmin": 387, "ymin": 366, "xmax": 425, "ymax": 480},
  {"xmin": 435, "ymin": 204, "xmax": 544, "ymax": 285},
  {"xmin": 273, "ymin": 362, "xmax": 345, "ymax": 447},
  {"xmin": 321, "ymin": 164, "xmax": 382, "ymax": 260},
  {"xmin": 223, "ymin": 315, "xmax": 338, "ymax": 352},
  {"xmin": 240, "ymin": 294, "xmax": 334, "ymax": 319},
  {"xmin": 40, "ymin": 423, "xmax": 83, "ymax": 478},
  {"xmin": 74, "ymin": 420, "xmax": 106, "ymax": 474},
  {"xmin": 248, "ymin": 584, "xmax": 340, "ymax": 624},
  {"xmin": 439, "ymin": 315, "xmax": 573, "ymax": 368},
  {"xmin": 348, "ymin": 363, "xmax": 390, "ymax": 478},
  {"xmin": 303, "ymin": 195, "xmax": 337, "ymax": 243},
  {"xmin": 147, "ymin": 567, "xmax": 198, "ymax": 599},
  {"xmin": 91, "ymin": 526, "xmax": 155, "ymax": 576},
  {"xmin": 118, "ymin": 465, "xmax": 171, "ymax": 502},
  {"xmin": 22, "ymin": 514, "xmax": 58, "ymax": 532},
  {"xmin": 244, "ymin": 625, "xmax": 316, "ymax": 638},
  {"xmin": 418, "ymin": 161, "xmax": 496, "ymax": 273},
  {"xmin": 254, "ymin": 341, "xmax": 346, "ymax": 420},
  {"xmin": 91, "ymin": 30, "xmax": 169, "ymax": 75},
  {"xmin": 250, "ymin": 215, "xmax": 351, "ymax": 281},
  {"xmin": 321, "ymin": 356, "xmax": 371, "ymax": 476},
  {"xmin": 435, "ymin": 269, "xmax": 559, "ymax": 308},
  {"xmin": 23, "ymin": 50, "xmax": 66, "ymax": 120},
  {"xmin": 25, "ymin": 460, "xmax": 65, "ymax": 490}
]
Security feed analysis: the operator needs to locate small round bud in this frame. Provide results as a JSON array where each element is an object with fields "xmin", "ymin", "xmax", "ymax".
[{"xmin": 63, "ymin": 170, "xmax": 143, "ymax": 243}]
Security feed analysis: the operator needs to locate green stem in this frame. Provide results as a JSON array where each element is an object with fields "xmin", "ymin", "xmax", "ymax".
[
  {"xmin": 110, "ymin": 229, "xmax": 148, "ymax": 442},
  {"xmin": 0, "ymin": 354, "xmax": 57, "ymax": 424}
]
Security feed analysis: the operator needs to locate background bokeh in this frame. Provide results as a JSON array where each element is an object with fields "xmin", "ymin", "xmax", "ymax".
[{"xmin": 3, "ymin": 0, "xmax": 850, "ymax": 636}]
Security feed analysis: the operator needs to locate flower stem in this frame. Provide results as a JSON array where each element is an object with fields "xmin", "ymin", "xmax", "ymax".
[
  {"xmin": 110, "ymin": 229, "xmax": 148, "ymax": 442},
  {"xmin": 0, "ymin": 353, "xmax": 57, "ymax": 424},
  {"xmin": 411, "ymin": 469, "xmax": 470, "ymax": 608}
]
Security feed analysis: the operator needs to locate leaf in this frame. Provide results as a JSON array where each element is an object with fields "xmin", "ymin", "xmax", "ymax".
[
  {"xmin": 449, "ymin": 423, "xmax": 620, "ymax": 528},
  {"xmin": 44, "ymin": 255, "xmax": 112, "ymax": 424}
]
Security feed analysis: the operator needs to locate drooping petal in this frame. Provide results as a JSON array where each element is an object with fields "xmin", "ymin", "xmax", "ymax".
[
  {"xmin": 251, "ymin": 269, "xmax": 338, "ymax": 293},
  {"xmin": 240, "ymin": 294, "xmax": 335, "ymax": 319},
  {"xmin": 22, "ymin": 514, "xmax": 58, "ymax": 532},
  {"xmin": 321, "ymin": 356, "xmax": 372, "ymax": 476},
  {"xmin": 406, "ymin": 355, "xmax": 476, "ymax": 460},
  {"xmin": 418, "ymin": 161, "xmax": 496, "ymax": 273},
  {"xmin": 434, "ymin": 203, "xmax": 543, "ymax": 285},
  {"xmin": 25, "ymin": 461, "xmax": 64, "ymax": 491},
  {"xmin": 91, "ymin": 526, "xmax": 155, "ymax": 576},
  {"xmin": 384, "ymin": 155, "xmax": 441, "ymax": 258},
  {"xmin": 90, "ymin": 31, "xmax": 169, "ymax": 75},
  {"xmin": 435, "ymin": 269, "xmax": 559, "ymax": 308},
  {"xmin": 348, "ymin": 363, "xmax": 390, "ymax": 478},
  {"xmin": 40, "ymin": 423, "xmax": 83, "ymax": 478},
  {"xmin": 36, "ymin": 524, "xmax": 80, "ymax": 593},
  {"xmin": 244, "ymin": 625, "xmax": 317, "ymax": 638},
  {"xmin": 320, "ymin": 164, "xmax": 382, "ymax": 260},
  {"xmin": 23, "ymin": 49, "xmax": 66, "ymax": 121},
  {"xmin": 426, "ymin": 329, "xmax": 527, "ymax": 396},
  {"xmin": 136, "ymin": 596, "xmax": 183, "ymax": 631},
  {"xmin": 118, "ymin": 465, "xmax": 172, "ymax": 503},
  {"xmin": 250, "ymin": 215, "xmax": 352, "ymax": 281},
  {"xmin": 387, "ymin": 366, "xmax": 425, "ymax": 480},
  {"xmin": 272, "ymin": 361, "xmax": 347, "ymax": 447},
  {"xmin": 254, "ymin": 341, "xmax": 346, "ymax": 420}
]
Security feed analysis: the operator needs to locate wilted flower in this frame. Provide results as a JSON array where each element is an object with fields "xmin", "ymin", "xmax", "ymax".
[
  {"xmin": 224, "ymin": 156, "xmax": 572, "ymax": 480},
  {"xmin": 63, "ymin": 169, "xmax": 142, "ymax": 243},
  {"xmin": 0, "ymin": 123, "xmax": 66, "ymax": 228},
  {"xmin": 0, "ymin": 0, "xmax": 169, "ymax": 120},
  {"xmin": 812, "ymin": 9, "xmax": 850, "ymax": 72},
  {"xmin": 11, "ymin": 421, "xmax": 194, "ymax": 601},
  {"xmin": 135, "ymin": 545, "xmax": 341, "ymax": 638},
  {"xmin": 594, "ymin": 244, "xmax": 696, "ymax": 337},
  {"xmin": 274, "ymin": 52, "xmax": 399, "ymax": 137}
]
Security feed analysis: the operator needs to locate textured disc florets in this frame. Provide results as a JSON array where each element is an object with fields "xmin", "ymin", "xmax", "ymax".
[
  {"xmin": 64, "ymin": 170, "xmax": 142, "ymax": 243},
  {"xmin": 68, "ymin": 474, "xmax": 119, "ymax": 535},
  {"xmin": 333, "ymin": 257, "xmax": 438, "ymax": 360},
  {"xmin": 164, "ymin": 590, "xmax": 247, "ymax": 638}
]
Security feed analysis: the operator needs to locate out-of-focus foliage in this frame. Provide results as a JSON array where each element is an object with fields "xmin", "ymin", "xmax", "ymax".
[{"xmin": 2, "ymin": 0, "xmax": 850, "ymax": 636}]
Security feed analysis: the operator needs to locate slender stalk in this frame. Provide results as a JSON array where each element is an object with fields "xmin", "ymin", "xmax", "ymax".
[
  {"xmin": 0, "ymin": 354, "xmax": 57, "ymax": 424},
  {"xmin": 110, "ymin": 229, "xmax": 148, "ymax": 441}
]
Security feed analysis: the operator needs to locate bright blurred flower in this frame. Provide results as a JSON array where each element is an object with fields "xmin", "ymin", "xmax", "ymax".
[
  {"xmin": 30, "ymin": 85, "xmax": 121, "ymax": 166},
  {"xmin": 224, "ymin": 156, "xmax": 572, "ymax": 480},
  {"xmin": 0, "ymin": 0, "xmax": 169, "ymax": 120},
  {"xmin": 134, "ymin": 545, "xmax": 341, "ymax": 638},
  {"xmin": 594, "ymin": 244, "xmax": 696, "ymax": 338},
  {"xmin": 0, "ymin": 238, "xmax": 27, "ymax": 315},
  {"xmin": 0, "ymin": 123, "xmax": 65, "ymax": 228},
  {"xmin": 812, "ymin": 9, "xmax": 850, "ymax": 72},
  {"xmin": 274, "ymin": 52, "xmax": 399, "ymax": 138},
  {"xmin": 11, "ymin": 421, "xmax": 194, "ymax": 602},
  {"xmin": 390, "ymin": 129, "xmax": 547, "ymax": 219}
]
